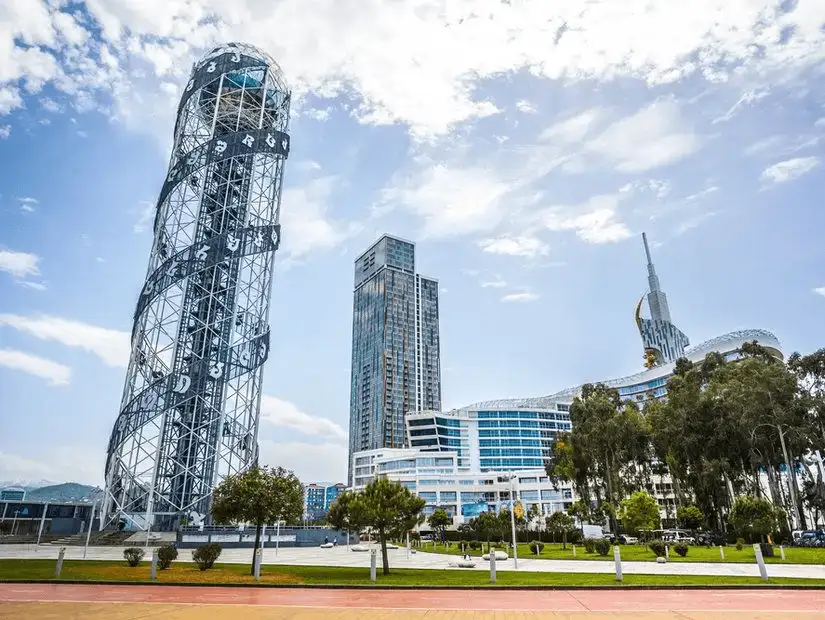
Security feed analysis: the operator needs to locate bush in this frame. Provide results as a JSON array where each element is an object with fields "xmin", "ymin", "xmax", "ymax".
[
  {"xmin": 583, "ymin": 538, "xmax": 597, "ymax": 554},
  {"xmin": 192, "ymin": 543, "xmax": 222, "ymax": 570},
  {"xmin": 594, "ymin": 538, "xmax": 610, "ymax": 556},
  {"xmin": 469, "ymin": 541, "xmax": 481, "ymax": 550},
  {"xmin": 648, "ymin": 539, "xmax": 667, "ymax": 557},
  {"xmin": 760, "ymin": 542, "xmax": 774, "ymax": 557},
  {"xmin": 736, "ymin": 537, "xmax": 745, "ymax": 551},
  {"xmin": 157, "ymin": 545, "xmax": 178, "ymax": 569},
  {"xmin": 123, "ymin": 547, "xmax": 145, "ymax": 567},
  {"xmin": 673, "ymin": 542, "xmax": 689, "ymax": 557},
  {"xmin": 529, "ymin": 540, "xmax": 545, "ymax": 555}
]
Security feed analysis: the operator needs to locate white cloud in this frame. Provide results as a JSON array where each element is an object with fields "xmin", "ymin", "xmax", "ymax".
[
  {"xmin": 813, "ymin": 287, "xmax": 825, "ymax": 298},
  {"xmin": 501, "ymin": 292, "xmax": 539, "ymax": 303},
  {"xmin": 477, "ymin": 236, "xmax": 549, "ymax": 258},
  {"xmin": 259, "ymin": 439, "xmax": 348, "ymax": 484},
  {"xmin": 585, "ymin": 99, "xmax": 701, "ymax": 173},
  {"xmin": 816, "ymin": 118, "xmax": 825, "ymax": 129},
  {"xmin": 383, "ymin": 164, "xmax": 510, "ymax": 238},
  {"xmin": 40, "ymin": 97, "xmax": 60, "ymax": 112},
  {"xmin": 303, "ymin": 106, "xmax": 333, "ymax": 121},
  {"xmin": 17, "ymin": 281, "xmax": 47, "ymax": 291},
  {"xmin": 0, "ymin": 125, "xmax": 9, "ymax": 139},
  {"xmin": 515, "ymin": 100, "xmax": 537, "ymax": 114},
  {"xmin": 17, "ymin": 196, "xmax": 38, "ymax": 213},
  {"xmin": 279, "ymin": 177, "xmax": 359, "ymax": 262},
  {"xmin": 0, "ymin": 448, "xmax": 103, "ymax": 486},
  {"xmin": 761, "ymin": 157, "xmax": 820, "ymax": 184},
  {"xmin": 480, "ymin": 278, "xmax": 507, "ymax": 289},
  {"xmin": 712, "ymin": 89, "xmax": 769, "ymax": 124},
  {"xmin": 5, "ymin": 0, "xmax": 823, "ymax": 141},
  {"xmin": 260, "ymin": 395, "xmax": 347, "ymax": 443},
  {"xmin": 540, "ymin": 194, "xmax": 633, "ymax": 243},
  {"xmin": 133, "ymin": 200, "xmax": 154, "ymax": 233},
  {"xmin": 540, "ymin": 108, "xmax": 604, "ymax": 143},
  {"xmin": 0, "ymin": 314, "xmax": 130, "ymax": 367},
  {"xmin": 0, "ymin": 348, "xmax": 71, "ymax": 386},
  {"xmin": 675, "ymin": 211, "xmax": 717, "ymax": 236},
  {"xmin": 0, "ymin": 249, "xmax": 40, "ymax": 278},
  {"xmin": 684, "ymin": 186, "xmax": 719, "ymax": 201}
]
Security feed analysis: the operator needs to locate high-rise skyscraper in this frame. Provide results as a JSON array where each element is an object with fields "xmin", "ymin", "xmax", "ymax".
[
  {"xmin": 635, "ymin": 232, "xmax": 689, "ymax": 368},
  {"xmin": 103, "ymin": 43, "xmax": 291, "ymax": 531},
  {"xmin": 348, "ymin": 235, "xmax": 441, "ymax": 485}
]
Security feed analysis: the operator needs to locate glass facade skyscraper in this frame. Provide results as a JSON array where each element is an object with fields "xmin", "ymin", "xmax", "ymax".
[{"xmin": 348, "ymin": 234, "xmax": 441, "ymax": 486}]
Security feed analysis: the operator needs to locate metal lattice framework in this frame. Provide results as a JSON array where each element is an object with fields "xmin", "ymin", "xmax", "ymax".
[{"xmin": 103, "ymin": 42, "xmax": 291, "ymax": 531}]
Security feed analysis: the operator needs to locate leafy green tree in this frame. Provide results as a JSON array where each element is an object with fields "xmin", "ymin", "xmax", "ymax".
[
  {"xmin": 545, "ymin": 511, "xmax": 576, "ymax": 549},
  {"xmin": 328, "ymin": 478, "xmax": 424, "ymax": 575},
  {"xmin": 618, "ymin": 491, "xmax": 660, "ymax": 534},
  {"xmin": 427, "ymin": 508, "xmax": 451, "ymax": 541},
  {"xmin": 327, "ymin": 490, "xmax": 363, "ymax": 544},
  {"xmin": 676, "ymin": 505, "xmax": 705, "ymax": 531},
  {"xmin": 469, "ymin": 511, "xmax": 499, "ymax": 543},
  {"xmin": 547, "ymin": 384, "xmax": 652, "ymax": 534},
  {"xmin": 497, "ymin": 507, "xmax": 525, "ymax": 544},
  {"xmin": 729, "ymin": 495, "xmax": 781, "ymax": 543},
  {"xmin": 211, "ymin": 465, "xmax": 303, "ymax": 574}
]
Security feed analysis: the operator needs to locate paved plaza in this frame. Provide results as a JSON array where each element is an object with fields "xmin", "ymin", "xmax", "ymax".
[
  {"xmin": 2, "ymin": 543, "xmax": 825, "ymax": 580},
  {"xmin": 2, "ymin": 583, "xmax": 825, "ymax": 619}
]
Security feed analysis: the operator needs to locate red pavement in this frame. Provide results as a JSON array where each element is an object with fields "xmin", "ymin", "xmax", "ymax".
[{"xmin": 1, "ymin": 583, "xmax": 824, "ymax": 612}]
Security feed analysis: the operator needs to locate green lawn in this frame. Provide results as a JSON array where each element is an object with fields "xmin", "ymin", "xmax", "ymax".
[
  {"xmin": 414, "ymin": 541, "xmax": 825, "ymax": 565},
  {"xmin": 0, "ymin": 559, "xmax": 822, "ymax": 587}
]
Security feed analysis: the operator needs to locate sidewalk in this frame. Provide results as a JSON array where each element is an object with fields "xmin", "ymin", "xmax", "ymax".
[{"xmin": 2, "ymin": 543, "xmax": 824, "ymax": 580}]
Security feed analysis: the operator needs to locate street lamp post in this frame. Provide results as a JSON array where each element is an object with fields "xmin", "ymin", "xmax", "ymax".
[
  {"xmin": 11, "ymin": 510, "xmax": 19, "ymax": 536},
  {"xmin": 508, "ymin": 476, "xmax": 518, "ymax": 569}
]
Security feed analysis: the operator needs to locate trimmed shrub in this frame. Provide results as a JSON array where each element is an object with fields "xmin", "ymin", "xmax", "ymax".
[
  {"xmin": 760, "ymin": 542, "xmax": 774, "ymax": 557},
  {"xmin": 673, "ymin": 542, "xmax": 689, "ymax": 557},
  {"xmin": 529, "ymin": 540, "xmax": 545, "ymax": 555},
  {"xmin": 736, "ymin": 538, "xmax": 745, "ymax": 551},
  {"xmin": 123, "ymin": 547, "xmax": 145, "ymax": 567},
  {"xmin": 157, "ymin": 545, "xmax": 178, "ymax": 569},
  {"xmin": 594, "ymin": 538, "xmax": 610, "ymax": 556},
  {"xmin": 469, "ymin": 541, "xmax": 481, "ymax": 550},
  {"xmin": 192, "ymin": 543, "xmax": 222, "ymax": 570},
  {"xmin": 583, "ymin": 538, "xmax": 597, "ymax": 554},
  {"xmin": 648, "ymin": 539, "xmax": 667, "ymax": 557}
]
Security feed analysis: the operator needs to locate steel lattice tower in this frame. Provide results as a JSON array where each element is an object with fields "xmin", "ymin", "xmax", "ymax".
[{"xmin": 103, "ymin": 43, "xmax": 291, "ymax": 531}]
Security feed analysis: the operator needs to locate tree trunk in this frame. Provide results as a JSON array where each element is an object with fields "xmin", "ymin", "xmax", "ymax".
[
  {"xmin": 250, "ymin": 521, "xmax": 262, "ymax": 575},
  {"xmin": 562, "ymin": 530, "xmax": 567, "ymax": 550},
  {"xmin": 379, "ymin": 528, "xmax": 390, "ymax": 575}
]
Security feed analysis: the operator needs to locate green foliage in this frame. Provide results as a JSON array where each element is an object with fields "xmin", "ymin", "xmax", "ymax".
[
  {"xmin": 736, "ymin": 538, "xmax": 745, "ymax": 551},
  {"xmin": 192, "ymin": 543, "xmax": 222, "ymax": 570},
  {"xmin": 212, "ymin": 465, "xmax": 304, "ymax": 527},
  {"xmin": 619, "ymin": 491, "xmax": 660, "ymax": 533},
  {"xmin": 676, "ymin": 505, "xmax": 705, "ymax": 530},
  {"xmin": 469, "ymin": 541, "xmax": 481, "ymax": 550},
  {"xmin": 673, "ymin": 542, "xmax": 689, "ymax": 557},
  {"xmin": 427, "ymin": 508, "xmax": 452, "ymax": 536},
  {"xmin": 123, "ymin": 547, "xmax": 144, "ymax": 567},
  {"xmin": 583, "ymin": 538, "xmax": 597, "ymax": 554},
  {"xmin": 729, "ymin": 495, "xmax": 781, "ymax": 541},
  {"xmin": 327, "ymin": 477, "xmax": 425, "ymax": 575},
  {"xmin": 648, "ymin": 540, "xmax": 667, "ymax": 557},
  {"xmin": 529, "ymin": 540, "xmax": 545, "ymax": 554},
  {"xmin": 549, "ymin": 385, "xmax": 653, "ymax": 533},
  {"xmin": 544, "ymin": 511, "xmax": 576, "ymax": 548},
  {"xmin": 594, "ymin": 538, "xmax": 610, "ymax": 556},
  {"xmin": 211, "ymin": 464, "xmax": 303, "ymax": 574},
  {"xmin": 156, "ymin": 545, "xmax": 178, "ymax": 570},
  {"xmin": 468, "ymin": 511, "xmax": 501, "ymax": 542}
]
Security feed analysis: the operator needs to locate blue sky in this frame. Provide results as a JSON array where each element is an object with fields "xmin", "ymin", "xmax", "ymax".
[{"xmin": 0, "ymin": 0, "xmax": 824, "ymax": 486}]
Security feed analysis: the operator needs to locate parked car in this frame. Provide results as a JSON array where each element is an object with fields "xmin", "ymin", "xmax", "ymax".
[
  {"xmin": 610, "ymin": 534, "xmax": 639, "ymax": 544},
  {"xmin": 695, "ymin": 531, "xmax": 726, "ymax": 546}
]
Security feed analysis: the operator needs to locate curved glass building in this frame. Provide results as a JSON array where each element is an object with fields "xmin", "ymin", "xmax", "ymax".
[{"xmin": 103, "ymin": 43, "xmax": 291, "ymax": 531}]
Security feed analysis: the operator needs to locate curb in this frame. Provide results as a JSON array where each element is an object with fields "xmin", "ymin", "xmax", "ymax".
[{"xmin": 3, "ymin": 579, "xmax": 825, "ymax": 590}]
